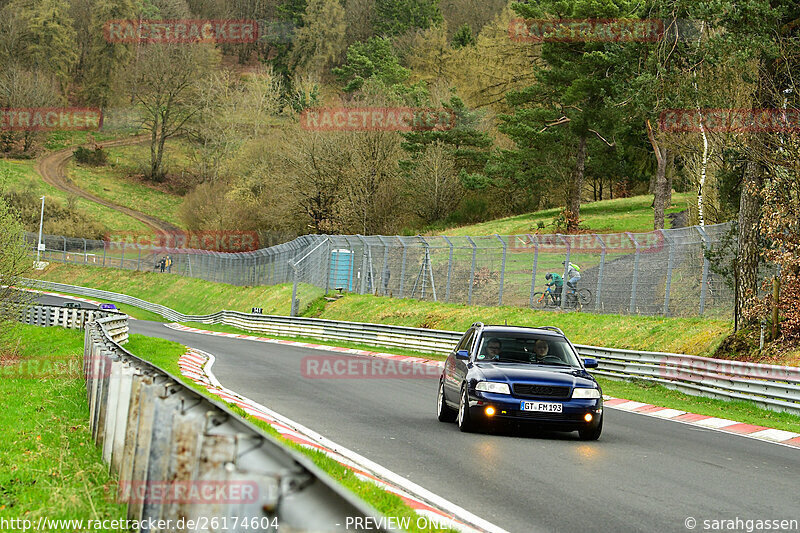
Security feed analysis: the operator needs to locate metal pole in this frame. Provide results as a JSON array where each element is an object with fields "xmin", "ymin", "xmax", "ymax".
[
  {"xmin": 325, "ymin": 236, "xmax": 332, "ymax": 295},
  {"xmin": 595, "ymin": 235, "xmax": 606, "ymax": 311},
  {"xmin": 495, "ymin": 234, "xmax": 506, "ymax": 306},
  {"xmin": 442, "ymin": 236, "xmax": 453, "ymax": 303},
  {"xmin": 627, "ymin": 233, "xmax": 641, "ymax": 314},
  {"xmin": 62, "ymin": 236, "xmax": 67, "ymax": 263},
  {"xmin": 398, "ymin": 237, "xmax": 407, "ymax": 298},
  {"xmin": 467, "ymin": 236, "xmax": 477, "ymax": 305},
  {"xmin": 36, "ymin": 196, "xmax": 45, "ymax": 264},
  {"xmin": 527, "ymin": 234, "xmax": 539, "ymax": 308},
  {"xmin": 696, "ymin": 226, "xmax": 711, "ymax": 316},
  {"xmin": 661, "ymin": 230, "xmax": 675, "ymax": 316},
  {"xmin": 357, "ymin": 235, "xmax": 368, "ymax": 295},
  {"xmin": 560, "ymin": 235, "xmax": 571, "ymax": 311},
  {"xmin": 290, "ymin": 262, "xmax": 299, "ymax": 316},
  {"xmin": 83, "ymin": 238, "xmax": 87, "ymax": 264},
  {"xmin": 136, "ymin": 245, "xmax": 141, "ymax": 271},
  {"xmin": 378, "ymin": 236, "xmax": 389, "ymax": 296}
]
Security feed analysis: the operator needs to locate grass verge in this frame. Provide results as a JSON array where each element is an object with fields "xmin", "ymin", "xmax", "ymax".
[
  {"xmin": 0, "ymin": 324, "xmax": 127, "ymax": 522},
  {"xmin": 433, "ymin": 192, "xmax": 693, "ymax": 236},
  {"xmin": 125, "ymin": 334, "xmax": 456, "ymax": 533},
  {"xmin": 33, "ymin": 263, "xmax": 730, "ymax": 356}
]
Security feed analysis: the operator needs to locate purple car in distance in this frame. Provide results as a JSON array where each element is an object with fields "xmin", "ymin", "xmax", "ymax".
[{"xmin": 99, "ymin": 303, "xmax": 118, "ymax": 311}]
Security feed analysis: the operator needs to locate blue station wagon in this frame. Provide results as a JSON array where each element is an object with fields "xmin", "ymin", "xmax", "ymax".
[{"xmin": 437, "ymin": 323, "xmax": 603, "ymax": 440}]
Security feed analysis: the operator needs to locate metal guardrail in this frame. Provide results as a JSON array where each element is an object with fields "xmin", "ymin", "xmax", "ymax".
[
  {"xmin": 19, "ymin": 303, "xmax": 129, "ymax": 344},
  {"xmin": 84, "ymin": 315, "xmax": 391, "ymax": 532},
  {"xmin": 24, "ymin": 279, "xmax": 800, "ymax": 416}
]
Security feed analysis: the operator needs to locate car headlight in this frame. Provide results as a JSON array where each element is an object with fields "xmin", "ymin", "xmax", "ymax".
[
  {"xmin": 475, "ymin": 381, "xmax": 511, "ymax": 394},
  {"xmin": 572, "ymin": 387, "xmax": 601, "ymax": 399}
]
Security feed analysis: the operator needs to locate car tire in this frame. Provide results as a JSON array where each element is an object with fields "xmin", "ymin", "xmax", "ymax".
[
  {"xmin": 578, "ymin": 416, "xmax": 602, "ymax": 441},
  {"xmin": 457, "ymin": 386, "xmax": 477, "ymax": 433},
  {"xmin": 437, "ymin": 380, "xmax": 457, "ymax": 422}
]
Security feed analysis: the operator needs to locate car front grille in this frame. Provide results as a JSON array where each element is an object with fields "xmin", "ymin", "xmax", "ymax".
[{"xmin": 512, "ymin": 384, "xmax": 571, "ymax": 399}]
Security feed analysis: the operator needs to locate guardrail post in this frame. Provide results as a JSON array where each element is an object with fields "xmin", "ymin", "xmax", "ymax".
[
  {"xmin": 397, "ymin": 237, "xmax": 407, "ymax": 298},
  {"xmin": 466, "ymin": 236, "xmax": 477, "ymax": 305},
  {"xmin": 627, "ymin": 233, "xmax": 641, "ymax": 314},
  {"xmin": 442, "ymin": 236, "xmax": 453, "ymax": 302},
  {"xmin": 697, "ymin": 226, "xmax": 711, "ymax": 315},
  {"xmin": 495, "ymin": 234, "xmax": 506, "ymax": 306},
  {"xmin": 560, "ymin": 235, "xmax": 571, "ymax": 311},
  {"xmin": 595, "ymin": 235, "xmax": 606, "ymax": 311},
  {"xmin": 661, "ymin": 230, "xmax": 675, "ymax": 316}
]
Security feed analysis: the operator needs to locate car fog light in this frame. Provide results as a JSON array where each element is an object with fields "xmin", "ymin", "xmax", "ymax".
[
  {"xmin": 485, "ymin": 407, "xmax": 496, "ymax": 416},
  {"xmin": 584, "ymin": 413, "xmax": 593, "ymax": 422}
]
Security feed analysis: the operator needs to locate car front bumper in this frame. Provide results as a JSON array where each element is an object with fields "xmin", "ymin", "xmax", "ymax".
[{"xmin": 468, "ymin": 391, "xmax": 603, "ymax": 429}]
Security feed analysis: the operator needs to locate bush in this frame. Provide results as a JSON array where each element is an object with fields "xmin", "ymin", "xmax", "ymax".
[{"xmin": 73, "ymin": 146, "xmax": 108, "ymax": 166}]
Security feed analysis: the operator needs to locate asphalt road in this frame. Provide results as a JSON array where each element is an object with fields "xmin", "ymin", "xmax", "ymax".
[{"xmin": 116, "ymin": 318, "xmax": 799, "ymax": 533}]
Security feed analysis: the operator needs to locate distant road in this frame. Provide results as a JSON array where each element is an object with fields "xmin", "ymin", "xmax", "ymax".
[{"xmin": 34, "ymin": 135, "xmax": 181, "ymax": 236}]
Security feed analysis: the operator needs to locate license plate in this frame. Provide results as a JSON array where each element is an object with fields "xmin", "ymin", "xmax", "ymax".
[{"xmin": 521, "ymin": 401, "xmax": 562, "ymax": 413}]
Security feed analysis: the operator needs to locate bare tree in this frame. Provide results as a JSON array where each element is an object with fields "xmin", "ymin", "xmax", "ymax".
[
  {"xmin": 406, "ymin": 142, "xmax": 463, "ymax": 223},
  {"xmin": 0, "ymin": 199, "xmax": 31, "ymax": 329},
  {"xmin": 128, "ymin": 44, "xmax": 218, "ymax": 181}
]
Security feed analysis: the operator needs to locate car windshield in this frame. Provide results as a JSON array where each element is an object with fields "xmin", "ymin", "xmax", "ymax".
[{"xmin": 475, "ymin": 333, "xmax": 581, "ymax": 367}]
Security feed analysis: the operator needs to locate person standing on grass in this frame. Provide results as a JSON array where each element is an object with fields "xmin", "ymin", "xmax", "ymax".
[
  {"xmin": 159, "ymin": 257, "xmax": 166, "ymax": 272},
  {"xmin": 166, "ymin": 255, "xmax": 172, "ymax": 273}
]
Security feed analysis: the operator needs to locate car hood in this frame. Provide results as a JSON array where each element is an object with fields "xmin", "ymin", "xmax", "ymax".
[{"xmin": 471, "ymin": 363, "xmax": 596, "ymax": 388}]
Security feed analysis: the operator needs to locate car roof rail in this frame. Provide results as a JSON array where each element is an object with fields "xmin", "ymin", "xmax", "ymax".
[
  {"xmin": 471, "ymin": 321, "xmax": 485, "ymax": 329},
  {"xmin": 537, "ymin": 326, "xmax": 565, "ymax": 336}
]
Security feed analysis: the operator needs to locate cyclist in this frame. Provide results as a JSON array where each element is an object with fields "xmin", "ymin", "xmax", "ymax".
[
  {"xmin": 544, "ymin": 272, "xmax": 563, "ymax": 304},
  {"xmin": 563, "ymin": 261, "xmax": 581, "ymax": 292}
]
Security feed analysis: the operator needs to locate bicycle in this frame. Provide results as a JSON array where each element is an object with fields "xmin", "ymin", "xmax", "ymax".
[{"xmin": 532, "ymin": 285, "xmax": 583, "ymax": 311}]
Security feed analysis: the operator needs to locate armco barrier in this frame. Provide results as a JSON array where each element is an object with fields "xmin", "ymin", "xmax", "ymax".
[
  {"xmin": 19, "ymin": 303, "xmax": 129, "ymax": 344},
  {"xmin": 23, "ymin": 279, "xmax": 800, "ymax": 415},
  {"xmin": 85, "ymin": 316, "xmax": 392, "ymax": 531}
]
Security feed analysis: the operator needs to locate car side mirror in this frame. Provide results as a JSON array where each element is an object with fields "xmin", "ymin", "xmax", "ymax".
[
  {"xmin": 583, "ymin": 358, "xmax": 598, "ymax": 369},
  {"xmin": 455, "ymin": 350, "xmax": 470, "ymax": 361}
]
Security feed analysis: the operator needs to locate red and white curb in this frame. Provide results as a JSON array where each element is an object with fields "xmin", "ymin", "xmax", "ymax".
[
  {"xmin": 602, "ymin": 397, "xmax": 800, "ymax": 448},
  {"xmin": 177, "ymin": 348, "xmax": 507, "ymax": 533},
  {"xmin": 167, "ymin": 323, "xmax": 800, "ymax": 450}
]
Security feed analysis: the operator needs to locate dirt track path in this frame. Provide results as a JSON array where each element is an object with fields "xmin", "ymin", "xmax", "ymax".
[{"xmin": 34, "ymin": 135, "xmax": 182, "ymax": 235}]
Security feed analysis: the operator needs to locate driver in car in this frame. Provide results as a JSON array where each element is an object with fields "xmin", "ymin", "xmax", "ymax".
[{"xmin": 530, "ymin": 339, "xmax": 550, "ymax": 362}]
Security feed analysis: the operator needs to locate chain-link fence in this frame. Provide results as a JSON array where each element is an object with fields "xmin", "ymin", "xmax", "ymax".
[{"xmin": 26, "ymin": 223, "xmax": 736, "ymax": 318}]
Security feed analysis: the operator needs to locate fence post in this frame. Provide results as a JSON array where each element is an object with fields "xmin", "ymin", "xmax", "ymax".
[
  {"xmin": 526, "ymin": 234, "xmax": 539, "ymax": 308},
  {"xmin": 627, "ymin": 233, "xmax": 641, "ymax": 314},
  {"xmin": 442, "ymin": 236, "xmax": 453, "ymax": 303},
  {"xmin": 62, "ymin": 236, "xmax": 67, "ymax": 263},
  {"xmin": 398, "ymin": 237, "xmax": 407, "ymax": 298},
  {"xmin": 120, "ymin": 241, "xmax": 125, "ymax": 268},
  {"xmin": 696, "ymin": 226, "xmax": 711, "ymax": 315},
  {"xmin": 595, "ymin": 235, "xmax": 606, "ymax": 311},
  {"xmin": 560, "ymin": 235, "xmax": 571, "ymax": 311},
  {"xmin": 495, "ymin": 234, "xmax": 506, "ymax": 306},
  {"xmin": 325, "ymin": 236, "xmax": 333, "ymax": 295},
  {"xmin": 290, "ymin": 261, "xmax": 299, "ymax": 316},
  {"xmin": 377, "ymin": 236, "xmax": 389, "ymax": 296},
  {"xmin": 136, "ymin": 245, "xmax": 141, "ymax": 271},
  {"xmin": 466, "ymin": 236, "xmax": 477, "ymax": 305},
  {"xmin": 357, "ymin": 235, "xmax": 368, "ymax": 294},
  {"xmin": 102, "ymin": 240, "xmax": 107, "ymax": 266},
  {"xmin": 661, "ymin": 230, "xmax": 675, "ymax": 316},
  {"xmin": 83, "ymin": 238, "xmax": 87, "ymax": 264}
]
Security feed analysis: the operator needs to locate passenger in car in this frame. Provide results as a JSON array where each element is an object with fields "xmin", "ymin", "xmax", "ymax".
[{"xmin": 531, "ymin": 339, "xmax": 549, "ymax": 362}]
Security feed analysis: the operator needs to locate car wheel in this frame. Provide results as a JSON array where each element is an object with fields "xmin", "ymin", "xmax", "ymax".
[
  {"xmin": 457, "ymin": 386, "xmax": 477, "ymax": 433},
  {"xmin": 437, "ymin": 380, "xmax": 457, "ymax": 422},
  {"xmin": 578, "ymin": 416, "xmax": 602, "ymax": 441}
]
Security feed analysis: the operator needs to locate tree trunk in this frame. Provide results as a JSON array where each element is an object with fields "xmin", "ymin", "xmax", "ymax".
[
  {"xmin": 653, "ymin": 147, "xmax": 669, "ymax": 230},
  {"xmin": 566, "ymin": 135, "xmax": 587, "ymax": 232},
  {"xmin": 736, "ymin": 159, "xmax": 763, "ymax": 325}
]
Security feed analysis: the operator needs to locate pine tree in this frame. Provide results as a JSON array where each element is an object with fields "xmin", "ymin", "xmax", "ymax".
[{"xmin": 373, "ymin": 0, "xmax": 442, "ymax": 37}]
